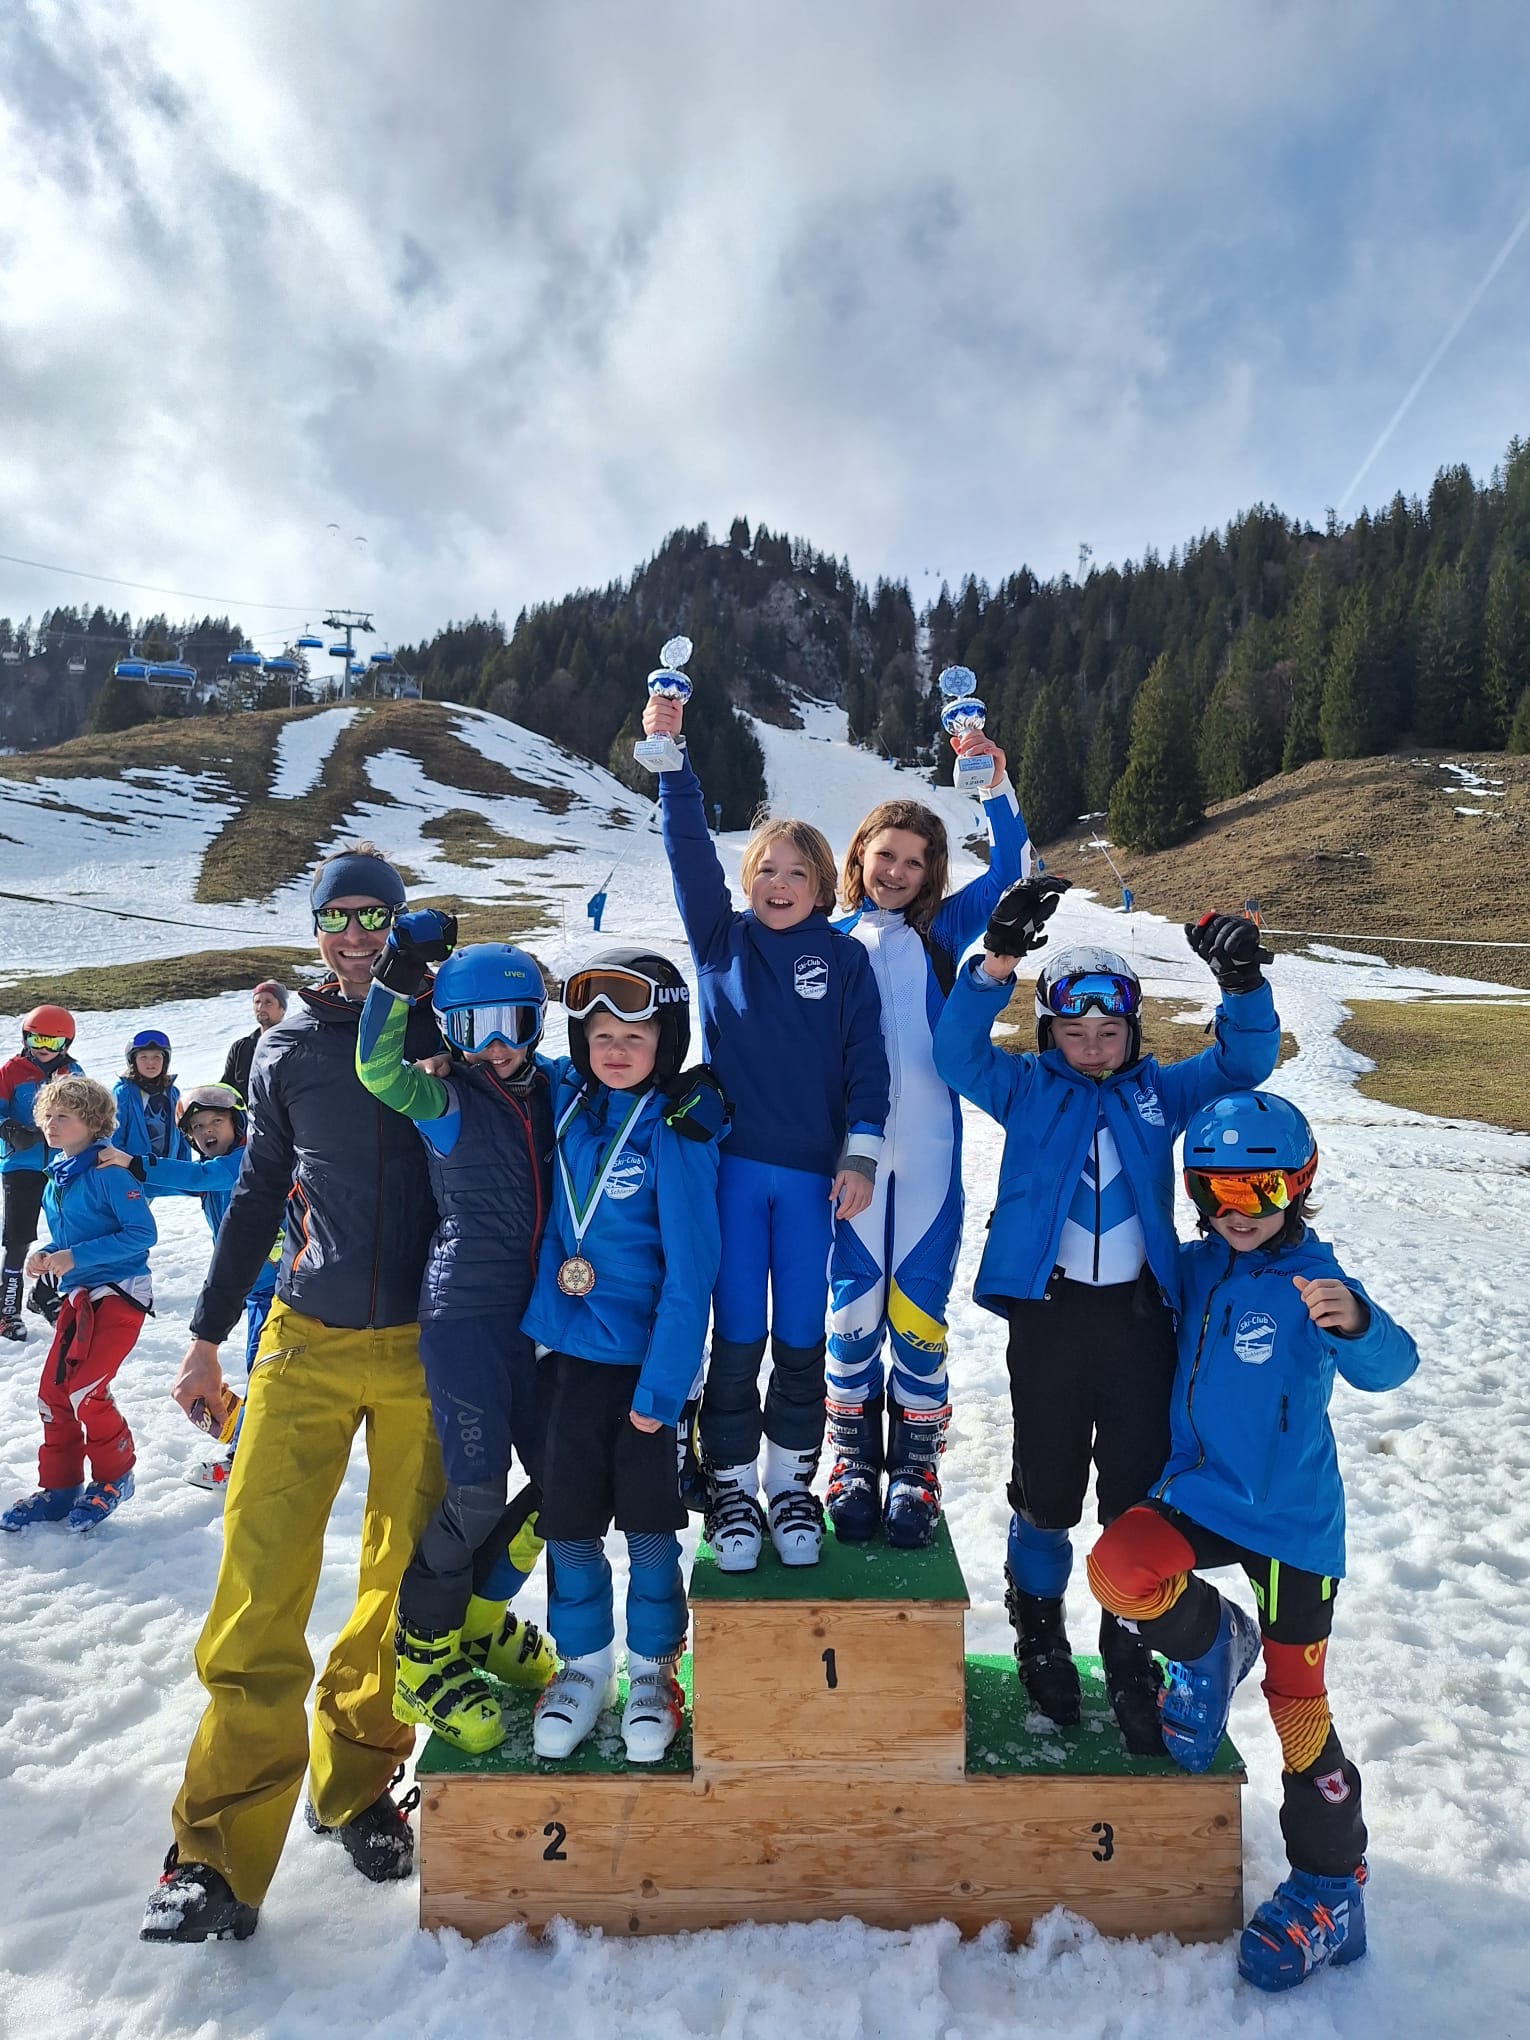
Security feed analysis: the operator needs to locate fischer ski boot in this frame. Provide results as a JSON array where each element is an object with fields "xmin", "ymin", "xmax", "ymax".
[
  {"xmin": 1160, "ymin": 1597, "xmax": 1262, "ymax": 1773},
  {"xmin": 533, "ymin": 1648, "xmax": 619, "ymax": 1760},
  {"xmin": 621, "ymin": 1651, "xmax": 684, "ymax": 1763},
  {"xmin": 140, "ymin": 1848, "xmax": 258, "ymax": 1944},
  {"xmin": 1239, "ymin": 1861, "xmax": 1368, "ymax": 1991},
  {"xmin": 2, "ymin": 1484, "xmax": 81, "ymax": 1531},
  {"xmin": 461, "ymin": 1594, "xmax": 557, "ymax": 1690},
  {"xmin": 67, "ymin": 1469, "xmax": 134, "ymax": 1530},
  {"xmin": 763, "ymin": 1437, "xmax": 825, "ymax": 1566},
  {"xmin": 305, "ymin": 1763, "xmax": 419, "ymax": 1882},
  {"xmin": 1100, "ymin": 1610, "xmax": 1165, "ymax": 1757},
  {"xmin": 1004, "ymin": 1567, "xmax": 1082, "ymax": 1726},
  {"xmin": 703, "ymin": 1460, "xmax": 766, "ymax": 1573},
  {"xmin": 883, "ymin": 1399, "xmax": 949, "ymax": 1550},
  {"xmin": 824, "ymin": 1394, "xmax": 884, "ymax": 1543},
  {"xmin": 393, "ymin": 1622, "xmax": 505, "ymax": 1755}
]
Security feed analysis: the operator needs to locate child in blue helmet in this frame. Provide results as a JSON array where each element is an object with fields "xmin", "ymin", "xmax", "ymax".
[
  {"xmin": 932, "ymin": 879, "xmax": 1281, "ymax": 1752},
  {"xmin": 357, "ymin": 912, "xmax": 559, "ymax": 1754},
  {"xmin": 1088, "ymin": 1092, "xmax": 1418, "ymax": 1993},
  {"xmin": 524, "ymin": 947, "xmax": 726, "ymax": 1764},
  {"xmin": 112, "ymin": 1029, "xmax": 190, "ymax": 1162}
]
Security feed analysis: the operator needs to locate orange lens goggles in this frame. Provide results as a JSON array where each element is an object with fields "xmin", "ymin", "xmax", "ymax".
[{"xmin": 1184, "ymin": 1168, "xmax": 1294, "ymax": 1220}]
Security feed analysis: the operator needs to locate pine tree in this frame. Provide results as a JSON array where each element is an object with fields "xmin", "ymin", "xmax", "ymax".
[
  {"xmin": 1107, "ymin": 652, "xmax": 1204, "ymax": 851},
  {"xmin": 1508, "ymin": 688, "xmax": 1530, "ymax": 755},
  {"xmin": 1084, "ymin": 692, "xmax": 1130, "ymax": 811},
  {"xmin": 1016, "ymin": 684, "xmax": 1081, "ymax": 844},
  {"xmin": 1482, "ymin": 550, "xmax": 1530, "ymax": 747},
  {"xmin": 1318, "ymin": 589, "xmax": 1386, "ymax": 759},
  {"xmin": 1414, "ymin": 563, "xmax": 1482, "ymax": 744}
]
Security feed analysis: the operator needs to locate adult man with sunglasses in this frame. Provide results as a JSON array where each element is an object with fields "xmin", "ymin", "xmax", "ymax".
[{"xmin": 142, "ymin": 843, "xmax": 447, "ymax": 1946}]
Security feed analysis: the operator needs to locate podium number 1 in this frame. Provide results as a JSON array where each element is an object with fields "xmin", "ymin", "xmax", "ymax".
[{"xmin": 821, "ymin": 1648, "xmax": 838, "ymax": 1690}]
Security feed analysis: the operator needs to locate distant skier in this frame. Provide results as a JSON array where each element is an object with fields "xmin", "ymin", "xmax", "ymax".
[
  {"xmin": 2, "ymin": 1074, "xmax": 155, "ymax": 1533},
  {"xmin": 0, "ymin": 1003, "xmax": 82, "ymax": 1341},
  {"xmin": 933, "ymin": 886, "xmax": 1280, "ymax": 1752},
  {"xmin": 112, "ymin": 1028, "xmax": 190, "ymax": 1161},
  {"xmin": 1088, "ymin": 1092, "xmax": 1418, "ymax": 1992}
]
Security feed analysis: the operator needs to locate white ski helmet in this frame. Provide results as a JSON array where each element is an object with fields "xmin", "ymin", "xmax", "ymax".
[{"xmin": 1035, "ymin": 945, "xmax": 1143, "ymax": 1062}]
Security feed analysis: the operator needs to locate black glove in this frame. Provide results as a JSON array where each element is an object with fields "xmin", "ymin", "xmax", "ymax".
[
  {"xmin": 0, "ymin": 1118, "xmax": 42, "ymax": 1151},
  {"xmin": 983, "ymin": 875, "xmax": 1072, "ymax": 959},
  {"xmin": 371, "ymin": 907, "xmax": 458, "ymax": 999},
  {"xmin": 661, "ymin": 1065, "xmax": 731, "ymax": 1145},
  {"xmin": 1185, "ymin": 912, "xmax": 1272, "ymax": 993},
  {"xmin": 27, "ymin": 1273, "xmax": 62, "ymax": 1326}
]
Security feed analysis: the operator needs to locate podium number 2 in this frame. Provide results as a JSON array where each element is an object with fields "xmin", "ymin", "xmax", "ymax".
[
  {"xmin": 543, "ymin": 1821, "xmax": 567, "ymax": 1861},
  {"xmin": 822, "ymin": 1648, "xmax": 838, "ymax": 1690}
]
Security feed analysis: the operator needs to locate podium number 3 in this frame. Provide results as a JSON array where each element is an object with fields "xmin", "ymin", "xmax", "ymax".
[
  {"xmin": 821, "ymin": 1648, "xmax": 838, "ymax": 1690},
  {"xmin": 1091, "ymin": 1822, "xmax": 1114, "ymax": 1863},
  {"xmin": 543, "ymin": 1821, "xmax": 567, "ymax": 1861}
]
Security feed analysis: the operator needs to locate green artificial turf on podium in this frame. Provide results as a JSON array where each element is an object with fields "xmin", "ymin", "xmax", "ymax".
[{"xmin": 689, "ymin": 1515, "xmax": 969, "ymax": 1604}]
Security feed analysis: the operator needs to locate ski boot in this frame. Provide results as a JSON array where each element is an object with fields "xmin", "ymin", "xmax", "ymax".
[
  {"xmin": 1004, "ymin": 1566, "xmax": 1082, "ymax": 1726},
  {"xmin": 883, "ymin": 1400, "xmax": 949, "ymax": 1550},
  {"xmin": 1100, "ymin": 1610, "xmax": 1165, "ymax": 1757},
  {"xmin": 140, "ymin": 1847, "xmax": 258, "ymax": 1944},
  {"xmin": 763, "ymin": 1438, "xmax": 824, "ymax": 1566},
  {"xmin": 824, "ymin": 1394, "xmax": 884, "ymax": 1543},
  {"xmin": 461, "ymin": 1594, "xmax": 558, "ymax": 1690},
  {"xmin": 27, "ymin": 1273, "xmax": 63, "ymax": 1327},
  {"xmin": 68, "ymin": 1469, "xmax": 134, "ymax": 1530},
  {"xmin": 1160, "ymin": 1598, "xmax": 1262, "ymax": 1773},
  {"xmin": 703, "ymin": 1460, "xmax": 766, "ymax": 1573},
  {"xmin": 2, "ymin": 1484, "xmax": 81, "ymax": 1532},
  {"xmin": 185, "ymin": 1449, "xmax": 235, "ymax": 1492},
  {"xmin": 533, "ymin": 1648, "xmax": 619, "ymax": 1760},
  {"xmin": 393, "ymin": 1622, "xmax": 505, "ymax": 1755},
  {"xmin": 0, "ymin": 1267, "xmax": 27, "ymax": 1343},
  {"xmin": 305, "ymin": 1763, "xmax": 419, "ymax": 1882},
  {"xmin": 621, "ymin": 1651, "xmax": 684, "ymax": 1763},
  {"xmin": 1238, "ymin": 1861, "xmax": 1368, "ymax": 1991}
]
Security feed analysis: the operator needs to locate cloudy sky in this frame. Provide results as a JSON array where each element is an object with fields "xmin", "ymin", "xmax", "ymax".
[{"xmin": 2, "ymin": 0, "xmax": 1528, "ymax": 652}]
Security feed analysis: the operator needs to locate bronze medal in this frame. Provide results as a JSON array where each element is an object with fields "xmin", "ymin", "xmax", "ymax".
[{"xmin": 557, "ymin": 1254, "xmax": 596, "ymax": 1297}]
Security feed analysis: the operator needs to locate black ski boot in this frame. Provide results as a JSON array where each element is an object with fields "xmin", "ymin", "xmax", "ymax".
[
  {"xmin": 824, "ymin": 1393, "xmax": 884, "ymax": 1542},
  {"xmin": 1004, "ymin": 1564, "xmax": 1082, "ymax": 1725},
  {"xmin": 140, "ymin": 1847, "xmax": 259, "ymax": 1943},
  {"xmin": 883, "ymin": 1399, "xmax": 950, "ymax": 1550},
  {"xmin": 305, "ymin": 1763, "xmax": 419, "ymax": 1882},
  {"xmin": 0, "ymin": 1267, "xmax": 26, "ymax": 1343},
  {"xmin": 1100, "ymin": 1610, "xmax": 1165, "ymax": 1756}
]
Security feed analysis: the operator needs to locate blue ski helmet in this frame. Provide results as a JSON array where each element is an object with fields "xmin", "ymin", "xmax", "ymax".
[
  {"xmin": 1182, "ymin": 1092, "xmax": 1317, "ymax": 1178},
  {"xmin": 127, "ymin": 1027, "xmax": 172, "ymax": 1063},
  {"xmin": 431, "ymin": 944, "xmax": 547, "ymax": 1056}
]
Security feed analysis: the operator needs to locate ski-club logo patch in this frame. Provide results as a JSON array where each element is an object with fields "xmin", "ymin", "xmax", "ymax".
[
  {"xmin": 1132, "ymin": 1084, "xmax": 1165, "ymax": 1127},
  {"xmin": 604, "ymin": 1152, "xmax": 648, "ymax": 1200},
  {"xmin": 793, "ymin": 955, "xmax": 829, "ymax": 1001},
  {"xmin": 1232, "ymin": 1310, "xmax": 1278, "ymax": 1365},
  {"xmin": 1314, "ymin": 1768, "xmax": 1351, "ymax": 1805}
]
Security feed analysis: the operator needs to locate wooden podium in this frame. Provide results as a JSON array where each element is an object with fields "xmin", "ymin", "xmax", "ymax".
[{"xmin": 416, "ymin": 1524, "xmax": 1243, "ymax": 1942}]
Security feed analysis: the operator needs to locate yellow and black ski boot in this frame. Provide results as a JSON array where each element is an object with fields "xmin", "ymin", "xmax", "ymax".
[
  {"xmin": 393, "ymin": 1623, "xmax": 505, "ymax": 1754},
  {"xmin": 461, "ymin": 1594, "xmax": 558, "ymax": 1691}
]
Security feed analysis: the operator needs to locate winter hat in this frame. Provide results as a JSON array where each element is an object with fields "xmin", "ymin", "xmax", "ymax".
[
  {"xmin": 251, "ymin": 979, "xmax": 289, "ymax": 1010},
  {"xmin": 309, "ymin": 852, "xmax": 406, "ymax": 913}
]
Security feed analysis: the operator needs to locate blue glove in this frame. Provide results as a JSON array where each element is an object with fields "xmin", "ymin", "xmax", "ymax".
[{"xmin": 371, "ymin": 908, "xmax": 458, "ymax": 999}]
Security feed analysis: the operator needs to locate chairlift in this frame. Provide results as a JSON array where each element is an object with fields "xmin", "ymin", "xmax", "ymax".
[
  {"xmin": 295, "ymin": 633, "xmax": 324, "ymax": 651},
  {"xmin": 113, "ymin": 654, "xmax": 152, "ymax": 679},
  {"xmin": 327, "ymin": 642, "xmax": 350, "ymax": 658},
  {"xmin": 148, "ymin": 661, "xmax": 198, "ymax": 688},
  {"xmin": 227, "ymin": 649, "xmax": 264, "ymax": 669},
  {"xmin": 368, "ymin": 650, "xmax": 394, "ymax": 668},
  {"xmin": 263, "ymin": 655, "xmax": 298, "ymax": 675},
  {"xmin": 67, "ymin": 653, "xmax": 87, "ymax": 675},
  {"xmin": 0, "ymin": 649, "xmax": 20, "ymax": 666}
]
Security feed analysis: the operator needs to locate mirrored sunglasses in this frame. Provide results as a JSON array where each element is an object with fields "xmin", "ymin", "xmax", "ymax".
[
  {"xmin": 1045, "ymin": 970, "xmax": 1141, "ymax": 1019},
  {"xmin": 439, "ymin": 1002, "xmax": 543, "ymax": 1053},
  {"xmin": 563, "ymin": 966, "xmax": 664, "ymax": 1022},
  {"xmin": 314, "ymin": 904, "xmax": 396, "ymax": 934}
]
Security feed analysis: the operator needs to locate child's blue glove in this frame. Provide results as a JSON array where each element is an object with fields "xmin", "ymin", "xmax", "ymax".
[{"xmin": 371, "ymin": 908, "xmax": 458, "ymax": 999}]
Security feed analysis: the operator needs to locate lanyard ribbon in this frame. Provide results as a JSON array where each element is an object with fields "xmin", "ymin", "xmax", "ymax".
[{"xmin": 555, "ymin": 1088, "xmax": 650, "ymax": 1254}]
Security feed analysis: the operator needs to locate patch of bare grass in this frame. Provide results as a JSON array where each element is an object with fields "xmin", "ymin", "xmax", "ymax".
[
  {"xmin": 0, "ymin": 946, "xmax": 315, "ymax": 1014},
  {"xmin": 422, "ymin": 811, "xmax": 549, "ymax": 865},
  {"xmin": 1338, "ymin": 998, "xmax": 1530, "ymax": 1133}
]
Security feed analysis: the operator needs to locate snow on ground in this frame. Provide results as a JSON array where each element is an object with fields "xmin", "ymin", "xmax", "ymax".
[
  {"xmin": 2, "ymin": 703, "xmax": 1528, "ymax": 2035},
  {"xmin": 268, "ymin": 707, "xmax": 359, "ymax": 801}
]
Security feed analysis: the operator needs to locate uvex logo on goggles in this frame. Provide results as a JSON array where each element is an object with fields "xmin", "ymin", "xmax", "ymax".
[
  {"xmin": 563, "ymin": 968, "xmax": 687, "ymax": 1021},
  {"xmin": 1045, "ymin": 971, "xmax": 1141, "ymax": 1019},
  {"xmin": 1184, "ymin": 1164, "xmax": 1313, "ymax": 1220},
  {"xmin": 314, "ymin": 904, "xmax": 396, "ymax": 934}
]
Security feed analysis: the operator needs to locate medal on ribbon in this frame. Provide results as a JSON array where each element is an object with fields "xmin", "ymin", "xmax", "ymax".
[{"xmin": 553, "ymin": 1088, "xmax": 650, "ymax": 1298}]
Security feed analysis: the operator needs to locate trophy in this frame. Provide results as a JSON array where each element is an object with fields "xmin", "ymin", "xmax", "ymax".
[
  {"xmin": 938, "ymin": 666, "xmax": 996, "ymax": 794},
  {"xmin": 633, "ymin": 634, "xmax": 694, "ymax": 774}
]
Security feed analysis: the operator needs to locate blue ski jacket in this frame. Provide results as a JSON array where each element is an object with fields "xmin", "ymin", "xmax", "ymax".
[
  {"xmin": 0, "ymin": 1052, "xmax": 83, "ymax": 1174},
  {"xmin": 658, "ymin": 752, "xmax": 888, "ymax": 1177},
  {"xmin": 521, "ymin": 1059, "xmax": 724, "ymax": 1428},
  {"xmin": 933, "ymin": 958, "xmax": 1280, "ymax": 1310},
  {"xmin": 112, "ymin": 1077, "xmax": 190, "ymax": 1163},
  {"xmin": 1152, "ymin": 1231, "xmax": 1418, "ymax": 1578},
  {"xmin": 134, "ymin": 1148, "xmax": 280, "ymax": 1302},
  {"xmin": 42, "ymin": 1144, "xmax": 157, "ymax": 1295}
]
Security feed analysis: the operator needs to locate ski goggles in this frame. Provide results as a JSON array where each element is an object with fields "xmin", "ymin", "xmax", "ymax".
[
  {"xmin": 562, "ymin": 965, "xmax": 670, "ymax": 1023},
  {"xmin": 23, "ymin": 1032, "xmax": 69, "ymax": 1055},
  {"xmin": 1043, "ymin": 970, "xmax": 1141, "ymax": 1020},
  {"xmin": 314, "ymin": 903, "xmax": 397, "ymax": 934},
  {"xmin": 1184, "ymin": 1164, "xmax": 1313, "ymax": 1220},
  {"xmin": 177, "ymin": 1084, "xmax": 245, "ymax": 1126},
  {"xmin": 438, "ymin": 1002, "xmax": 544, "ymax": 1053}
]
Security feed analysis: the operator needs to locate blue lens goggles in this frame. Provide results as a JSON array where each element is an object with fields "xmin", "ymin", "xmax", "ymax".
[
  {"xmin": 1045, "ymin": 971, "xmax": 1141, "ymax": 1019},
  {"xmin": 438, "ymin": 1002, "xmax": 543, "ymax": 1054}
]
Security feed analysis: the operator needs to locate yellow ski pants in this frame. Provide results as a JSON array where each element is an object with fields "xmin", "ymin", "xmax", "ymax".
[{"xmin": 171, "ymin": 1303, "xmax": 444, "ymax": 1905}]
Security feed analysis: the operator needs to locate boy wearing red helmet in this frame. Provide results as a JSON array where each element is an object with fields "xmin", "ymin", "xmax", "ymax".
[{"xmin": 0, "ymin": 1004, "xmax": 82, "ymax": 1341}]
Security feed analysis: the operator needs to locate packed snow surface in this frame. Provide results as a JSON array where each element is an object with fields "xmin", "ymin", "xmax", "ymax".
[
  {"xmin": 1, "ymin": 702, "xmax": 1527, "ymax": 2035},
  {"xmin": 268, "ymin": 706, "xmax": 359, "ymax": 801}
]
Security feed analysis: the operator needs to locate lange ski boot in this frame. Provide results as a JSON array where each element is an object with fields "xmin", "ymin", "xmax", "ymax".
[
  {"xmin": 2, "ymin": 1484, "xmax": 81, "ymax": 1531},
  {"xmin": 461, "ymin": 1594, "xmax": 558, "ymax": 1690},
  {"xmin": 825, "ymin": 1394, "xmax": 884, "ymax": 1542},
  {"xmin": 305, "ymin": 1763, "xmax": 419, "ymax": 1881},
  {"xmin": 393, "ymin": 1622, "xmax": 505, "ymax": 1755},
  {"xmin": 883, "ymin": 1399, "xmax": 949, "ymax": 1550},
  {"xmin": 763, "ymin": 1437, "xmax": 825, "ymax": 1566},
  {"xmin": 1004, "ymin": 1566, "xmax": 1082, "ymax": 1726},
  {"xmin": 1100, "ymin": 1610, "xmax": 1165, "ymax": 1757},
  {"xmin": 533, "ymin": 1648, "xmax": 619, "ymax": 1760},
  {"xmin": 1160, "ymin": 1597, "xmax": 1262, "ymax": 1773},
  {"xmin": 0, "ymin": 1267, "xmax": 27, "ymax": 1342},
  {"xmin": 1239, "ymin": 1861, "xmax": 1368, "ymax": 1991},
  {"xmin": 621, "ymin": 1650, "xmax": 684, "ymax": 1763},
  {"xmin": 67, "ymin": 1469, "xmax": 134, "ymax": 1530},
  {"xmin": 703, "ymin": 1460, "xmax": 766, "ymax": 1572},
  {"xmin": 140, "ymin": 1848, "xmax": 258, "ymax": 1944}
]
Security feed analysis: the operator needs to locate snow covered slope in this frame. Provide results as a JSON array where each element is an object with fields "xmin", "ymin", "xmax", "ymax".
[{"xmin": 1, "ymin": 702, "xmax": 1527, "ymax": 2036}]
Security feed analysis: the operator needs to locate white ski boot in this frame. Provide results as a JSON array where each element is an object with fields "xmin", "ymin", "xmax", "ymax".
[
  {"xmin": 704, "ymin": 1460, "xmax": 765, "ymax": 1572},
  {"xmin": 184, "ymin": 1449, "xmax": 235, "ymax": 1492},
  {"xmin": 621, "ymin": 1651, "xmax": 684, "ymax": 1763},
  {"xmin": 763, "ymin": 1438, "xmax": 825, "ymax": 1566},
  {"xmin": 532, "ymin": 1647, "xmax": 617, "ymax": 1760}
]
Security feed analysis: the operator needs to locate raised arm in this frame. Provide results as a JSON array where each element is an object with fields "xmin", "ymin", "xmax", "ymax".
[{"xmin": 657, "ymin": 752, "xmax": 738, "ymax": 967}]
